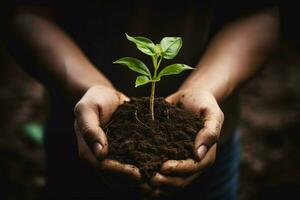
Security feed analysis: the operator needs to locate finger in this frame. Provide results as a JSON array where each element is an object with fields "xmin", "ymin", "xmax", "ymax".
[
  {"xmin": 161, "ymin": 144, "xmax": 217, "ymax": 175},
  {"xmin": 99, "ymin": 159, "xmax": 142, "ymax": 181},
  {"xmin": 74, "ymin": 101, "xmax": 108, "ymax": 159},
  {"xmin": 194, "ymin": 105, "xmax": 223, "ymax": 161},
  {"xmin": 161, "ymin": 159, "xmax": 199, "ymax": 175},
  {"xmin": 74, "ymin": 121, "xmax": 99, "ymax": 166},
  {"xmin": 150, "ymin": 172, "xmax": 201, "ymax": 189}
]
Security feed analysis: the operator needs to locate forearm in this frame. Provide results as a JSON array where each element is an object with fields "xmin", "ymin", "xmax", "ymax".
[
  {"xmin": 2, "ymin": 9, "xmax": 113, "ymax": 101},
  {"xmin": 181, "ymin": 8, "xmax": 279, "ymax": 102}
]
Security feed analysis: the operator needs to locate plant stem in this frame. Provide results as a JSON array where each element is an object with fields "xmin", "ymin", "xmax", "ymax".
[
  {"xmin": 150, "ymin": 56, "xmax": 161, "ymax": 120},
  {"xmin": 150, "ymin": 81, "xmax": 156, "ymax": 120},
  {"xmin": 157, "ymin": 56, "xmax": 163, "ymax": 68}
]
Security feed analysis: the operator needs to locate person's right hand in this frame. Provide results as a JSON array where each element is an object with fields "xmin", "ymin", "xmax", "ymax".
[{"xmin": 74, "ymin": 85, "xmax": 142, "ymax": 184}]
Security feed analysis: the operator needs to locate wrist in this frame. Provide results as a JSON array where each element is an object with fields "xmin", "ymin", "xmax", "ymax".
[
  {"xmin": 179, "ymin": 76, "xmax": 234, "ymax": 103},
  {"xmin": 68, "ymin": 79, "xmax": 115, "ymax": 103}
]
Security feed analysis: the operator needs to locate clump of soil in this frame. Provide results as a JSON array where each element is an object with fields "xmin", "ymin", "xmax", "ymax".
[{"xmin": 105, "ymin": 97, "xmax": 203, "ymax": 179}]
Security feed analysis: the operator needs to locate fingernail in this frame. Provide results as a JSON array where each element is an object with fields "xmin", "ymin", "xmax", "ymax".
[
  {"xmin": 93, "ymin": 142, "xmax": 103, "ymax": 156},
  {"xmin": 197, "ymin": 145, "xmax": 208, "ymax": 160}
]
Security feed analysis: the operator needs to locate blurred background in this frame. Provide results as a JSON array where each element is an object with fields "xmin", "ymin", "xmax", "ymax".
[{"xmin": 0, "ymin": 2, "xmax": 300, "ymax": 200}]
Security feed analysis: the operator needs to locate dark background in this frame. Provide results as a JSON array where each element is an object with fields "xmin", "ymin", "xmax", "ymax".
[{"xmin": 0, "ymin": 2, "xmax": 300, "ymax": 200}]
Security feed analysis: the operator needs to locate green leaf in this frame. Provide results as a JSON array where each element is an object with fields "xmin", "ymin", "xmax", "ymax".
[
  {"xmin": 113, "ymin": 57, "xmax": 151, "ymax": 77},
  {"xmin": 135, "ymin": 75, "xmax": 151, "ymax": 87},
  {"xmin": 126, "ymin": 33, "xmax": 156, "ymax": 56},
  {"xmin": 160, "ymin": 37, "xmax": 182, "ymax": 59},
  {"xmin": 157, "ymin": 64, "xmax": 194, "ymax": 79}
]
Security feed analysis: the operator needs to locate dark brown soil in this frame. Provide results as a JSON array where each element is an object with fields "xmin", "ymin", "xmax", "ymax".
[{"xmin": 105, "ymin": 97, "xmax": 203, "ymax": 179}]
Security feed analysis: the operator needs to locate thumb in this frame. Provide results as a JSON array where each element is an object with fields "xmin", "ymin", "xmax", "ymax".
[
  {"xmin": 194, "ymin": 107, "xmax": 224, "ymax": 161},
  {"xmin": 74, "ymin": 102, "xmax": 108, "ymax": 159},
  {"xmin": 119, "ymin": 93, "xmax": 130, "ymax": 103},
  {"xmin": 165, "ymin": 92, "xmax": 180, "ymax": 104}
]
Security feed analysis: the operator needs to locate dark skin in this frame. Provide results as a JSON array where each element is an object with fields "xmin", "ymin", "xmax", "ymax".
[{"xmin": 3, "ymin": 6, "xmax": 279, "ymax": 199}]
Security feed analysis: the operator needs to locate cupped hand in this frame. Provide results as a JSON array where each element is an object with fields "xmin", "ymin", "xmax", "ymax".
[
  {"xmin": 74, "ymin": 85, "xmax": 142, "ymax": 183},
  {"xmin": 148, "ymin": 87, "xmax": 224, "ymax": 198}
]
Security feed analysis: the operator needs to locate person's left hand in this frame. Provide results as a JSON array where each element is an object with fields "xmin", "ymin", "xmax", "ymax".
[{"xmin": 147, "ymin": 87, "xmax": 224, "ymax": 198}]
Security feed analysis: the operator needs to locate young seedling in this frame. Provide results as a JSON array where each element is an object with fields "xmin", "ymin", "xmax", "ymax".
[{"xmin": 113, "ymin": 34, "xmax": 194, "ymax": 120}]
